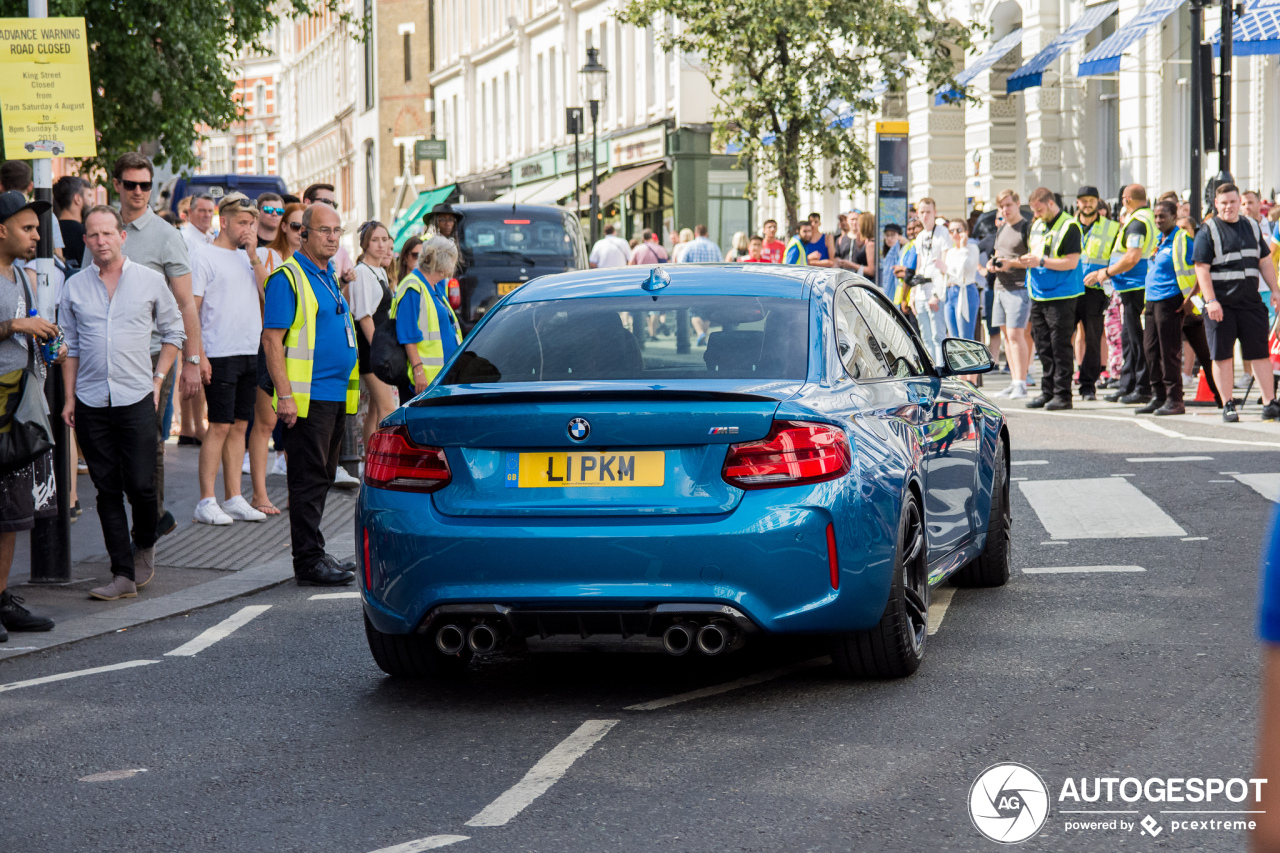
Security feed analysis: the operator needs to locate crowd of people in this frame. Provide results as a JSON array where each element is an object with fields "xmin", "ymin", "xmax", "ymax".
[{"xmin": 0, "ymin": 153, "xmax": 470, "ymax": 638}]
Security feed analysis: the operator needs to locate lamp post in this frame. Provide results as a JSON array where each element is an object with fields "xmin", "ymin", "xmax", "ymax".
[{"xmin": 579, "ymin": 47, "xmax": 607, "ymax": 247}]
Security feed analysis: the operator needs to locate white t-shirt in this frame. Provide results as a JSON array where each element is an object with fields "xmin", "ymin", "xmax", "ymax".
[
  {"xmin": 350, "ymin": 262, "xmax": 389, "ymax": 321},
  {"xmin": 191, "ymin": 244, "xmax": 263, "ymax": 358},
  {"xmin": 589, "ymin": 237, "xmax": 630, "ymax": 268},
  {"xmin": 256, "ymin": 246, "xmax": 283, "ymax": 272}
]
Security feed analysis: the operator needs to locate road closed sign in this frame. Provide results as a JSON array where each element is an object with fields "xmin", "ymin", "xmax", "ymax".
[{"xmin": 0, "ymin": 18, "xmax": 96, "ymax": 159}]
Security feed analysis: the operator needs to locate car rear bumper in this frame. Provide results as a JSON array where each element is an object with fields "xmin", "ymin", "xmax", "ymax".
[{"xmin": 357, "ymin": 485, "xmax": 898, "ymax": 637}]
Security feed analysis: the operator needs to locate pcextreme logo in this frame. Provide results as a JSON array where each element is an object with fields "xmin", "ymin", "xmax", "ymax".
[{"xmin": 968, "ymin": 764, "xmax": 1269, "ymax": 843}]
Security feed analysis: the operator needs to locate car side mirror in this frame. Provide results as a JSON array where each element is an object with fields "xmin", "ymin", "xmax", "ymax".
[{"xmin": 937, "ymin": 338, "xmax": 994, "ymax": 377}]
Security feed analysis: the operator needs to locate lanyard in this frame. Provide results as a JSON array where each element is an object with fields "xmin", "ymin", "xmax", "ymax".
[{"xmin": 307, "ymin": 262, "xmax": 345, "ymax": 315}]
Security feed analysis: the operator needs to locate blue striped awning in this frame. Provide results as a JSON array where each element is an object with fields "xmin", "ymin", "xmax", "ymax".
[
  {"xmin": 1211, "ymin": 0, "xmax": 1280, "ymax": 55},
  {"xmin": 1078, "ymin": 0, "xmax": 1188, "ymax": 76},
  {"xmin": 1007, "ymin": 3, "xmax": 1118, "ymax": 92},
  {"xmin": 935, "ymin": 28, "xmax": 1025, "ymax": 105}
]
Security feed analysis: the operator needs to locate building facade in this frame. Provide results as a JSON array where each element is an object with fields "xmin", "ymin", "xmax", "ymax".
[{"xmin": 193, "ymin": 43, "xmax": 282, "ymax": 181}]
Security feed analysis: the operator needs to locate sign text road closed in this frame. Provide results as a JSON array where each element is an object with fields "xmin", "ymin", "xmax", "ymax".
[{"xmin": 0, "ymin": 18, "xmax": 97, "ymax": 159}]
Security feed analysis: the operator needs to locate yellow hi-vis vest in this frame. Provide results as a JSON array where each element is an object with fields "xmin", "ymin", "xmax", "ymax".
[
  {"xmin": 271, "ymin": 255, "xmax": 359, "ymax": 419},
  {"xmin": 1109, "ymin": 207, "xmax": 1159, "ymax": 263},
  {"xmin": 784, "ymin": 235, "xmax": 809, "ymax": 265},
  {"xmin": 1080, "ymin": 216, "xmax": 1120, "ymax": 274},
  {"xmin": 389, "ymin": 271, "xmax": 463, "ymax": 385},
  {"xmin": 1172, "ymin": 228, "xmax": 1200, "ymax": 313}
]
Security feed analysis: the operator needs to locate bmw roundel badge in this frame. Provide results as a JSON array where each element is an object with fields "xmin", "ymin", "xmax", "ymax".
[{"xmin": 567, "ymin": 418, "xmax": 591, "ymax": 442}]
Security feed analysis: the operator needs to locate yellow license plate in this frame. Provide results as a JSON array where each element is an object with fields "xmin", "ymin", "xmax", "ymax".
[
  {"xmin": 514, "ymin": 451, "xmax": 665, "ymax": 488},
  {"xmin": 497, "ymin": 282, "xmax": 525, "ymax": 296}
]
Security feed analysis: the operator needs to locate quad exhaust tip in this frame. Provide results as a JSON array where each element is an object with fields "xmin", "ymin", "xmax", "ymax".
[
  {"xmin": 696, "ymin": 622, "xmax": 731, "ymax": 656},
  {"xmin": 468, "ymin": 623, "xmax": 500, "ymax": 654},
  {"xmin": 662, "ymin": 623, "xmax": 695, "ymax": 656},
  {"xmin": 435, "ymin": 624, "xmax": 466, "ymax": 656}
]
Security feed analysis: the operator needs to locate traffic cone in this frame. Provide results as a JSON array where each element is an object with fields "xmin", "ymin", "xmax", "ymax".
[{"xmin": 1189, "ymin": 369, "xmax": 1217, "ymax": 406}]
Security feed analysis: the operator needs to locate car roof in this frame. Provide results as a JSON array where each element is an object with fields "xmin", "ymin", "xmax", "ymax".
[
  {"xmin": 504, "ymin": 263, "xmax": 838, "ymax": 302},
  {"xmin": 451, "ymin": 202, "xmax": 569, "ymax": 218}
]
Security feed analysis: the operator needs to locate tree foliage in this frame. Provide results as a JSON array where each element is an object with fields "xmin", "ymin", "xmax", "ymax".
[
  {"xmin": 0, "ymin": 0, "xmax": 360, "ymax": 175},
  {"xmin": 618, "ymin": 0, "xmax": 974, "ymax": 231}
]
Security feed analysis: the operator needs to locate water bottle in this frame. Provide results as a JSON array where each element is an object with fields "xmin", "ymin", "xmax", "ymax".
[{"xmin": 28, "ymin": 309, "xmax": 62, "ymax": 363}]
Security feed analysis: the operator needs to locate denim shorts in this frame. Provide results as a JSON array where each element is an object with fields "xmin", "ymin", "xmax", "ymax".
[{"xmin": 991, "ymin": 287, "xmax": 1031, "ymax": 329}]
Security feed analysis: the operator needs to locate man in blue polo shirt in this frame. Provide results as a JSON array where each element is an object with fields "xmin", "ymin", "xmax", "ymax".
[
  {"xmin": 1020, "ymin": 187, "xmax": 1084, "ymax": 410},
  {"xmin": 1090, "ymin": 184, "xmax": 1157, "ymax": 404},
  {"xmin": 261, "ymin": 203, "xmax": 359, "ymax": 586}
]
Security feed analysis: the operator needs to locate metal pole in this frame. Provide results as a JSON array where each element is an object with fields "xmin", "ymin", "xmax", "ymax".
[
  {"xmin": 27, "ymin": 0, "xmax": 71, "ymax": 584},
  {"xmin": 573, "ymin": 129, "xmax": 581, "ymax": 233},
  {"xmin": 1219, "ymin": 0, "xmax": 1233, "ymax": 173},
  {"xmin": 1189, "ymin": 0, "xmax": 1204, "ymax": 222},
  {"xmin": 589, "ymin": 99, "xmax": 600, "ymax": 247}
]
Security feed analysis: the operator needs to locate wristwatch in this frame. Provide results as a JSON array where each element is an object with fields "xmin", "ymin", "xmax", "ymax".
[
  {"xmin": 185, "ymin": 355, "xmax": 201, "ymax": 366},
  {"xmin": 153, "ymin": 372, "xmax": 166, "ymax": 381}
]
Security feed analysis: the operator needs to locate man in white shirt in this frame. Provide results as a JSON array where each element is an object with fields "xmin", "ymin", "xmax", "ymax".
[
  {"xmin": 902, "ymin": 197, "xmax": 950, "ymax": 361},
  {"xmin": 181, "ymin": 194, "xmax": 216, "ymax": 255},
  {"xmin": 589, "ymin": 223, "xmax": 631, "ymax": 268},
  {"xmin": 190, "ymin": 193, "xmax": 270, "ymax": 525},
  {"xmin": 1245, "ymin": 191, "xmax": 1274, "ymax": 248}
]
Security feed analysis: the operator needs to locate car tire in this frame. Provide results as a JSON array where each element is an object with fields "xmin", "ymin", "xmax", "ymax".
[
  {"xmin": 364, "ymin": 614, "xmax": 470, "ymax": 678},
  {"xmin": 951, "ymin": 437, "xmax": 1010, "ymax": 588},
  {"xmin": 831, "ymin": 492, "xmax": 928, "ymax": 679}
]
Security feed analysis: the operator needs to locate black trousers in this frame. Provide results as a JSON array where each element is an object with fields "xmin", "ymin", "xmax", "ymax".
[
  {"xmin": 280, "ymin": 399, "xmax": 345, "ymax": 574},
  {"xmin": 1143, "ymin": 295, "xmax": 1186, "ymax": 404},
  {"xmin": 1182, "ymin": 314, "xmax": 1222, "ymax": 405},
  {"xmin": 1116, "ymin": 289, "xmax": 1151, "ymax": 397},
  {"xmin": 1029, "ymin": 297, "xmax": 1080, "ymax": 401},
  {"xmin": 75, "ymin": 396, "xmax": 157, "ymax": 580},
  {"xmin": 1075, "ymin": 286, "xmax": 1108, "ymax": 394},
  {"xmin": 151, "ymin": 352, "xmax": 175, "ymax": 518}
]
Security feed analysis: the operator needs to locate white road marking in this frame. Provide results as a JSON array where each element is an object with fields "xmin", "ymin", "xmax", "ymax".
[
  {"xmin": 367, "ymin": 835, "xmax": 470, "ymax": 853},
  {"xmin": 625, "ymin": 657, "xmax": 831, "ymax": 712},
  {"xmin": 1221, "ymin": 471, "xmax": 1241, "ymax": 475},
  {"xmin": 1011, "ymin": 477, "xmax": 1029, "ymax": 481},
  {"xmin": 164, "ymin": 605, "xmax": 271, "ymax": 657},
  {"xmin": 465, "ymin": 720, "xmax": 618, "ymax": 827},
  {"xmin": 1019, "ymin": 478, "xmax": 1186, "ymax": 539},
  {"xmin": 1232, "ymin": 473, "xmax": 1280, "ymax": 502},
  {"xmin": 1018, "ymin": 408, "xmax": 1280, "ymax": 447},
  {"xmin": 79, "ymin": 769, "xmax": 147, "ymax": 782},
  {"xmin": 309, "ymin": 592, "xmax": 361, "ymax": 600},
  {"xmin": 0, "ymin": 659, "xmax": 159, "ymax": 693},
  {"xmin": 1125, "ymin": 456, "xmax": 1214, "ymax": 462},
  {"xmin": 1182, "ymin": 537, "xmax": 1209, "ymax": 541},
  {"xmin": 1041, "ymin": 540, "xmax": 1070, "ymax": 545},
  {"xmin": 927, "ymin": 586, "xmax": 956, "ymax": 636},
  {"xmin": 1023, "ymin": 565, "xmax": 1146, "ymax": 574},
  {"xmin": 1011, "ymin": 460, "xmax": 1048, "ymax": 466},
  {"xmin": 1209, "ymin": 479, "xmax": 1234, "ymax": 482},
  {"xmin": 1110, "ymin": 473, "xmax": 1136, "ymax": 477}
]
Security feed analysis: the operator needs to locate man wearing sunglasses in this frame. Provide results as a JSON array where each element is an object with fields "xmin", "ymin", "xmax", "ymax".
[
  {"xmin": 256, "ymin": 192, "xmax": 284, "ymax": 249},
  {"xmin": 302, "ymin": 184, "xmax": 355, "ymax": 287},
  {"xmin": 89, "ymin": 152, "xmax": 205, "ymax": 536}
]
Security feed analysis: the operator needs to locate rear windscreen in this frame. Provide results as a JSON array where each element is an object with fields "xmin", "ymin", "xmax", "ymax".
[
  {"xmin": 441, "ymin": 296, "xmax": 809, "ymax": 383},
  {"xmin": 460, "ymin": 217, "xmax": 574, "ymax": 259}
]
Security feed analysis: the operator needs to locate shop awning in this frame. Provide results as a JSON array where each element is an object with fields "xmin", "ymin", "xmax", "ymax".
[
  {"xmin": 935, "ymin": 28, "xmax": 1024, "ymax": 105},
  {"xmin": 492, "ymin": 177, "xmax": 557, "ymax": 205},
  {"xmin": 1078, "ymin": 0, "xmax": 1188, "ymax": 76},
  {"xmin": 391, "ymin": 183, "xmax": 456, "ymax": 251},
  {"xmin": 519, "ymin": 168, "xmax": 608, "ymax": 206},
  {"xmin": 1211, "ymin": 0, "xmax": 1280, "ymax": 55},
  {"xmin": 574, "ymin": 162, "xmax": 666, "ymax": 210},
  {"xmin": 1007, "ymin": 2, "xmax": 1118, "ymax": 92}
]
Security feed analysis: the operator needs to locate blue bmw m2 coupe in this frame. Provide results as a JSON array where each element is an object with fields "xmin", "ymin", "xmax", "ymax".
[{"xmin": 357, "ymin": 263, "xmax": 1009, "ymax": 679}]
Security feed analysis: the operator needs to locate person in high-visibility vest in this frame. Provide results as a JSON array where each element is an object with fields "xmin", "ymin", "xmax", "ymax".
[
  {"xmin": 261, "ymin": 202, "xmax": 360, "ymax": 587},
  {"xmin": 1086, "ymin": 184, "xmax": 1159, "ymax": 405},
  {"xmin": 390, "ymin": 235, "xmax": 464, "ymax": 406},
  {"xmin": 1020, "ymin": 187, "xmax": 1084, "ymax": 410},
  {"xmin": 783, "ymin": 221, "xmax": 813, "ymax": 265},
  {"xmin": 1073, "ymin": 186, "xmax": 1119, "ymax": 400},
  {"xmin": 1137, "ymin": 200, "xmax": 1197, "ymax": 416}
]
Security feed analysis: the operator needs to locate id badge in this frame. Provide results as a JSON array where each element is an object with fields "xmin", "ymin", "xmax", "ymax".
[{"xmin": 345, "ymin": 321, "xmax": 356, "ymax": 348}]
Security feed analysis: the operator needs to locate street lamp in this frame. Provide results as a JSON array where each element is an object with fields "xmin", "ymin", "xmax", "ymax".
[{"xmin": 579, "ymin": 46, "xmax": 608, "ymax": 245}]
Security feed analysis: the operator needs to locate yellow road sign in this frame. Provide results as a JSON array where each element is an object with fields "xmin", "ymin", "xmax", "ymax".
[{"xmin": 0, "ymin": 18, "xmax": 97, "ymax": 159}]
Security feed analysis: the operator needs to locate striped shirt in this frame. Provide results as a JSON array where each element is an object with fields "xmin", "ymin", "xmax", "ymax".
[{"xmin": 680, "ymin": 237, "xmax": 723, "ymax": 263}]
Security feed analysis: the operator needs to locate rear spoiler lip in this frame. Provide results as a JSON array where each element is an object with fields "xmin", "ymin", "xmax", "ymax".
[{"xmin": 407, "ymin": 387, "xmax": 801, "ymax": 408}]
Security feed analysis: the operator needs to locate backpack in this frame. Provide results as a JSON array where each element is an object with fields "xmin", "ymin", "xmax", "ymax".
[{"xmin": 369, "ymin": 314, "xmax": 407, "ymax": 386}]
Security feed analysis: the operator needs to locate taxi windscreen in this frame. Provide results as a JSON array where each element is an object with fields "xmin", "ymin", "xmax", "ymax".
[{"xmin": 441, "ymin": 296, "xmax": 809, "ymax": 383}]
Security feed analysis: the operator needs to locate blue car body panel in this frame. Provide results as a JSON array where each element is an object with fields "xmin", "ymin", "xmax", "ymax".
[{"xmin": 358, "ymin": 265, "xmax": 1007, "ymax": 638}]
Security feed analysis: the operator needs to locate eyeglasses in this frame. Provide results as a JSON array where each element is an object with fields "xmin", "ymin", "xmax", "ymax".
[
  {"xmin": 287, "ymin": 221, "xmax": 303, "ymax": 232},
  {"xmin": 407, "ymin": 251, "xmax": 421, "ymax": 261},
  {"xmin": 313, "ymin": 198, "xmax": 338, "ymax": 208},
  {"xmin": 311, "ymin": 226, "xmax": 344, "ymax": 237},
  {"xmin": 120, "ymin": 180, "xmax": 152, "ymax": 192},
  {"xmin": 949, "ymin": 228, "xmax": 965, "ymax": 234},
  {"xmin": 220, "ymin": 198, "xmax": 255, "ymax": 212},
  {"xmin": 261, "ymin": 206, "xmax": 285, "ymax": 216}
]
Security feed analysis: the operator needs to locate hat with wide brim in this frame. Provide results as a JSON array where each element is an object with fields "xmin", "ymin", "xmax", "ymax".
[{"xmin": 424, "ymin": 203, "xmax": 462, "ymax": 224}]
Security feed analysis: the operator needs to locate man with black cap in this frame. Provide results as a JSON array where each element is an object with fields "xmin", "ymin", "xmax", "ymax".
[
  {"xmin": 0, "ymin": 191, "xmax": 60, "ymax": 638},
  {"xmin": 1074, "ymin": 186, "xmax": 1118, "ymax": 400}
]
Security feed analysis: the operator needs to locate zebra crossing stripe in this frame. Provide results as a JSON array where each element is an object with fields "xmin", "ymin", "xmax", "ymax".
[{"xmin": 1017, "ymin": 478, "xmax": 1187, "ymax": 539}]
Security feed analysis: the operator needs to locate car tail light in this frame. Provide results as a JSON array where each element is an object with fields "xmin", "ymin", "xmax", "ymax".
[
  {"xmin": 721, "ymin": 421, "xmax": 851, "ymax": 490},
  {"xmin": 364, "ymin": 426, "xmax": 451, "ymax": 492},
  {"xmin": 826, "ymin": 523, "xmax": 839, "ymax": 590},
  {"xmin": 447, "ymin": 277, "xmax": 461, "ymax": 309},
  {"xmin": 363, "ymin": 527, "xmax": 372, "ymax": 589}
]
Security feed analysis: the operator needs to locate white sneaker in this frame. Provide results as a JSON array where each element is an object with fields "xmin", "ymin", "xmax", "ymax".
[
  {"xmin": 333, "ymin": 467, "xmax": 361, "ymax": 490},
  {"xmin": 993, "ymin": 384, "xmax": 1014, "ymax": 397},
  {"xmin": 1008, "ymin": 382, "xmax": 1029, "ymax": 399},
  {"xmin": 194, "ymin": 497, "xmax": 234, "ymax": 526},
  {"xmin": 241, "ymin": 451, "xmax": 252, "ymax": 475},
  {"xmin": 270, "ymin": 453, "xmax": 287, "ymax": 477},
  {"xmin": 222, "ymin": 495, "xmax": 267, "ymax": 522}
]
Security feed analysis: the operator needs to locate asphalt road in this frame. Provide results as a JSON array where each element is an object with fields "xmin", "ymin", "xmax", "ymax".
[{"xmin": 3, "ymin": 397, "xmax": 1277, "ymax": 852}]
